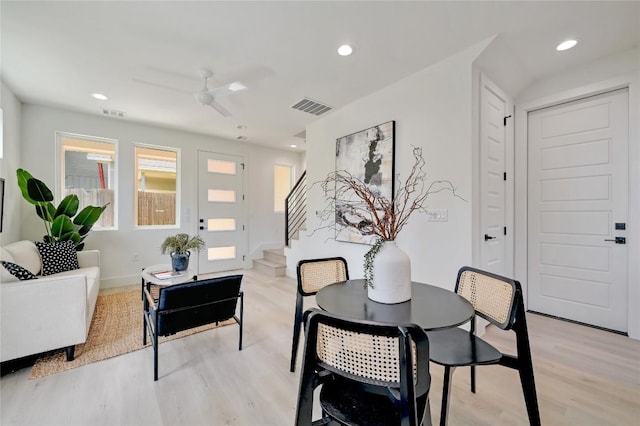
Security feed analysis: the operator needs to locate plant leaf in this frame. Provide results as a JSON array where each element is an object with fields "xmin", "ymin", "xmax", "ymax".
[
  {"xmin": 60, "ymin": 231, "xmax": 82, "ymax": 243},
  {"xmin": 26, "ymin": 178, "xmax": 54, "ymax": 203},
  {"xmin": 73, "ymin": 204, "xmax": 107, "ymax": 227},
  {"xmin": 51, "ymin": 215, "xmax": 75, "ymax": 238},
  {"xmin": 55, "ymin": 195, "xmax": 80, "ymax": 218},
  {"xmin": 35, "ymin": 203, "xmax": 56, "ymax": 222},
  {"xmin": 16, "ymin": 169, "xmax": 37, "ymax": 204}
]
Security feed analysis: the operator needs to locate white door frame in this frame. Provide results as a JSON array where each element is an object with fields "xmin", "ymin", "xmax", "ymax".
[
  {"xmin": 514, "ymin": 73, "xmax": 640, "ymax": 339},
  {"xmin": 477, "ymin": 73, "xmax": 515, "ymax": 277}
]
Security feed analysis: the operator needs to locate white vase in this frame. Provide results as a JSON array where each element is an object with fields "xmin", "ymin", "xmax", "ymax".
[{"xmin": 368, "ymin": 241, "xmax": 412, "ymax": 304}]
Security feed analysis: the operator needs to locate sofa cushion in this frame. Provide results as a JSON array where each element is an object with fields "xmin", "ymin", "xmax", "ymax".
[
  {"xmin": 0, "ymin": 248, "xmax": 17, "ymax": 283},
  {"xmin": 35, "ymin": 241, "xmax": 80, "ymax": 276},
  {"xmin": 1, "ymin": 261, "xmax": 38, "ymax": 281},
  {"xmin": 3, "ymin": 241, "xmax": 41, "ymax": 275}
]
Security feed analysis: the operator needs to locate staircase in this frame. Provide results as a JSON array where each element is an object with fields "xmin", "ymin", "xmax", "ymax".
[
  {"xmin": 253, "ymin": 170, "xmax": 307, "ymax": 278},
  {"xmin": 252, "ymin": 247, "xmax": 286, "ymax": 277}
]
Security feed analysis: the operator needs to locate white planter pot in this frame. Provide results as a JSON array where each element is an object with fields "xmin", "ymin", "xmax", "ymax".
[{"xmin": 368, "ymin": 241, "xmax": 412, "ymax": 304}]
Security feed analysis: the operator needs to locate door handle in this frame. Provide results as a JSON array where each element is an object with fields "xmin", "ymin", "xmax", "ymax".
[
  {"xmin": 604, "ymin": 237, "xmax": 626, "ymax": 244},
  {"xmin": 484, "ymin": 234, "xmax": 496, "ymax": 241}
]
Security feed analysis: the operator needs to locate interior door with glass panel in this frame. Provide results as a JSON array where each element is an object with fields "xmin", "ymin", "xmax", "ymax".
[{"xmin": 198, "ymin": 151, "xmax": 246, "ymax": 274}]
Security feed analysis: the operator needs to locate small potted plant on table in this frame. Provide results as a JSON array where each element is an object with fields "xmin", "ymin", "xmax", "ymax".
[{"xmin": 161, "ymin": 233, "xmax": 205, "ymax": 271}]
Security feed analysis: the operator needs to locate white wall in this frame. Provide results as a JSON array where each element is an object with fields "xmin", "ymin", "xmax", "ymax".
[
  {"xmin": 19, "ymin": 104, "xmax": 303, "ymax": 287},
  {"xmin": 288, "ymin": 39, "xmax": 493, "ymax": 288},
  {"xmin": 0, "ymin": 80, "xmax": 22, "ymax": 246},
  {"xmin": 513, "ymin": 47, "xmax": 640, "ymax": 338}
]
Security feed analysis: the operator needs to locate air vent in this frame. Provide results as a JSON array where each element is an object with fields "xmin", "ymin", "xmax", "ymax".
[
  {"xmin": 101, "ymin": 108, "xmax": 126, "ymax": 119},
  {"xmin": 290, "ymin": 98, "xmax": 332, "ymax": 116}
]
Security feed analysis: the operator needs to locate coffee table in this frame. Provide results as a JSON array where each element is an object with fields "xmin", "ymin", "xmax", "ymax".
[{"xmin": 141, "ymin": 264, "xmax": 198, "ymax": 299}]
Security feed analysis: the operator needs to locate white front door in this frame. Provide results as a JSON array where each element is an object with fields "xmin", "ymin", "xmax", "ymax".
[
  {"xmin": 480, "ymin": 75, "xmax": 513, "ymax": 276},
  {"xmin": 527, "ymin": 89, "xmax": 629, "ymax": 332},
  {"xmin": 197, "ymin": 151, "xmax": 246, "ymax": 274}
]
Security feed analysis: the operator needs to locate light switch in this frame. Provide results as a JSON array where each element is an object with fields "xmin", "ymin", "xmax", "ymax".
[{"xmin": 426, "ymin": 209, "xmax": 448, "ymax": 222}]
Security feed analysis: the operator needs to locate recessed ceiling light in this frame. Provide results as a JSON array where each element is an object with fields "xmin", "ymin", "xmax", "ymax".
[
  {"xmin": 337, "ymin": 44, "xmax": 353, "ymax": 56},
  {"xmin": 92, "ymin": 93, "xmax": 108, "ymax": 100},
  {"xmin": 236, "ymin": 136, "xmax": 248, "ymax": 141},
  {"xmin": 556, "ymin": 40, "xmax": 577, "ymax": 51},
  {"xmin": 236, "ymin": 124, "xmax": 247, "ymax": 129},
  {"xmin": 290, "ymin": 144, "xmax": 297, "ymax": 148}
]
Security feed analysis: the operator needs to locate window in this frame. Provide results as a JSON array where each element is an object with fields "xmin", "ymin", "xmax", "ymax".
[
  {"xmin": 274, "ymin": 164, "xmax": 293, "ymax": 212},
  {"xmin": 58, "ymin": 133, "xmax": 117, "ymax": 229},
  {"xmin": 135, "ymin": 145, "xmax": 178, "ymax": 227}
]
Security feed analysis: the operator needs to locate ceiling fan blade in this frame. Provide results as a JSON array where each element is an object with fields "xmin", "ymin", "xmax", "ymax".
[
  {"xmin": 132, "ymin": 78, "xmax": 191, "ymax": 94},
  {"xmin": 206, "ymin": 81, "xmax": 248, "ymax": 98},
  {"xmin": 208, "ymin": 100, "xmax": 232, "ymax": 117}
]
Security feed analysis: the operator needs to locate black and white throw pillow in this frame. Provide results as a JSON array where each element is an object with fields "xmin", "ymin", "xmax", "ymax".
[
  {"xmin": 35, "ymin": 240, "xmax": 80, "ymax": 276},
  {"xmin": 1, "ymin": 261, "xmax": 38, "ymax": 281}
]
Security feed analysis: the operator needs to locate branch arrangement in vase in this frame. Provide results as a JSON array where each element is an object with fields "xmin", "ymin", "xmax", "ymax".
[{"xmin": 314, "ymin": 146, "xmax": 464, "ymax": 286}]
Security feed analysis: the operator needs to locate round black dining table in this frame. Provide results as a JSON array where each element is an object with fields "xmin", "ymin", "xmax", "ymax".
[{"xmin": 316, "ymin": 279, "xmax": 474, "ymax": 331}]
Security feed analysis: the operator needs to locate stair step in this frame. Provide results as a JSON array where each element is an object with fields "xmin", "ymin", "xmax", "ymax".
[
  {"xmin": 264, "ymin": 248, "xmax": 285, "ymax": 264},
  {"xmin": 253, "ymin": 258, "xmax": 286, "ymax": 277}
]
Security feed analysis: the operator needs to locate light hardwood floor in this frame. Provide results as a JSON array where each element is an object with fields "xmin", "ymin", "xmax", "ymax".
[{"xmin": 1, "ymin": 269, "xmax": 639, "ymax": 425}]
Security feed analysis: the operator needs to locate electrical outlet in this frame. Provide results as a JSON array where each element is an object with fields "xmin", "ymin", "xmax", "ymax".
[{"xmin": 132, "ymin": 253, "xmax": 140, "ymax": 262}]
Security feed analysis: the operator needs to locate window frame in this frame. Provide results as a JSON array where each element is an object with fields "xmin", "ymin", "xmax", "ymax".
[
  {"xmin": 134, "ymin": 143, "xmax": 181, "ymax": 229},
  {"xmin": 55, "ymin": 131, "xmax": 119, "ymax": 231}
]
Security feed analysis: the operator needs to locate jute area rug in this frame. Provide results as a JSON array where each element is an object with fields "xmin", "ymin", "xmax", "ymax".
[{"xmin": 30, "ymin": 289, "xmax": 232, "ymax": 379}]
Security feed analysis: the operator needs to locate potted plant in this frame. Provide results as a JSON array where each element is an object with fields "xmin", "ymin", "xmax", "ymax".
[
  {"xmin": 315, "ymin": 146, "xmax": 463, "ymax": 303},
  {"xmin": 161, "ymin": 233, "xmax": 205, "ymax": 271},
  {"xmin": 16, "ymin": 169, "xmax": 109, "ymax": 251}
]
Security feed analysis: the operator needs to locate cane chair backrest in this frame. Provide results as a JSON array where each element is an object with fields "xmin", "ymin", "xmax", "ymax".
[
  {"xmin": 310, "ymin": 310, "xmax": 430, "ymax": 394},
  {"xmin": 297, "ymin": 257, "xmax": 349, "ymax": 296},
  {"xmin": 455, "ymin": 267, "xmax": 518, "ymax": 330}
]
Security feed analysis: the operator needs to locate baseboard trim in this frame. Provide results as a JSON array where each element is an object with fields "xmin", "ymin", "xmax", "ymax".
[{"xmin": 527, "ymin": 310, "xmax": 627, "ymax": 336}]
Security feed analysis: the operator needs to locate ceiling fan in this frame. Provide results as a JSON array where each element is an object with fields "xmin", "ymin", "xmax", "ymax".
[{"xmin": 134, "ymin": 68, "xmax": 247, "ymax": 117}]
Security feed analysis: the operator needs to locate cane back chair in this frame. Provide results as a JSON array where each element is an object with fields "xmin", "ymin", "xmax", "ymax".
[
  {"xmin": 295, "ymin": 308, "xmax": 432, "ymax": 426},
  {"xmin": 427, "ymin": 266, "xmax": 540, "ymax": 426},
  {"xmin": 290, "ymin": 257, "xmax": 349, "ymax": 372}
]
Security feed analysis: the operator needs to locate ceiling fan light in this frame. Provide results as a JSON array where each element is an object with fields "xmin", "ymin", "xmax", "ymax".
[
  {"xmin": 556, "ymin": 39, "xmax": 577, "ymax": 51},
  {"xmin": 228, "ymin": 82, "xmax": 247, "ymax": 91}
]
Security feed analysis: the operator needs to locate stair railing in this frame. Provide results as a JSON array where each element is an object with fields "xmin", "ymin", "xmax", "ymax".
[{"xmin": 285, "ymin": 171, "xmax": 307, "ymax": 247}]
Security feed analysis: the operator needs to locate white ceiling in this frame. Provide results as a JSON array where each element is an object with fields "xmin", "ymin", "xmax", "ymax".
[{"xmin": 1, "ymin": 1, "xmax": 638, "ymax": 152}]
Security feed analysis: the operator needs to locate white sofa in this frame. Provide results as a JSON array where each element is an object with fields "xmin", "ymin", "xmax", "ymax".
[{"xmin": 0, "ymin": 240, "xmax": 100, "ymax": 362}]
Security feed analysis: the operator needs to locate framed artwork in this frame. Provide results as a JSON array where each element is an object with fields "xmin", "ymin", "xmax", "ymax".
[
  {"xmin": 0, "ymin": 178, "xmax": 4, "ymax": 233},
  {"xmin": 334, "ymin": 121, "xmax": 395, "ymax": 244}
]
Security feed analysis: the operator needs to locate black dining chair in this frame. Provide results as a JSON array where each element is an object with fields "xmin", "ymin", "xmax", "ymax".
[
  {"xmin": 295, "ymin": 308, "xmax": 432, "ymax": 426},
  {"xmin": 427, "ymin": 266, "xmax": 540, "ymax": 426},
  {"xmin": 143, "ymin": 274, "xmax": 244, "ymax": 381},
  {"xmin": 290, "ymin": 257, "xmax": 349, "ymax": 372}
]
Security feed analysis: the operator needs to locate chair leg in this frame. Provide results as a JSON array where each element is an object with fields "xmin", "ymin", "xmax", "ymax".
[
  {"xmin": 440, "ymin": 366, "xmax": 456, "ymax": 426},
  {"xmin": 238, "ymin": 292, "xmax": 244, "ymax": 351},
  {"xmin": 519, "ymin": 364, "xmax": 541, "ymax": 426},
  {"xmin": 142, "ymin": 312, "xmax": 147, "ymax": 345},
  {"xmin": 153, "ymin": 316, "xmax": 159, "ymax": 381},
  {"xmin": 290, "ymin": 295, "xmax": 304, "ymax": 372},
  {"xmin": 514, "ymin": 298, "xmax": 541, "ymax": 426},
  {"xmin": 470, "ymin": 365, "xmax": 476, "ymax": 393}
]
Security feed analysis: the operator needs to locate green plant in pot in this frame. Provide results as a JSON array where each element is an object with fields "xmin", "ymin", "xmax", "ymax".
[
  {"xmin": 16, "ymin": 169, "xmax": 109, "ymax": 251},
  {"xmin": 161, "ymin": 233, "xmax": 205, "ymax": 271}
]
